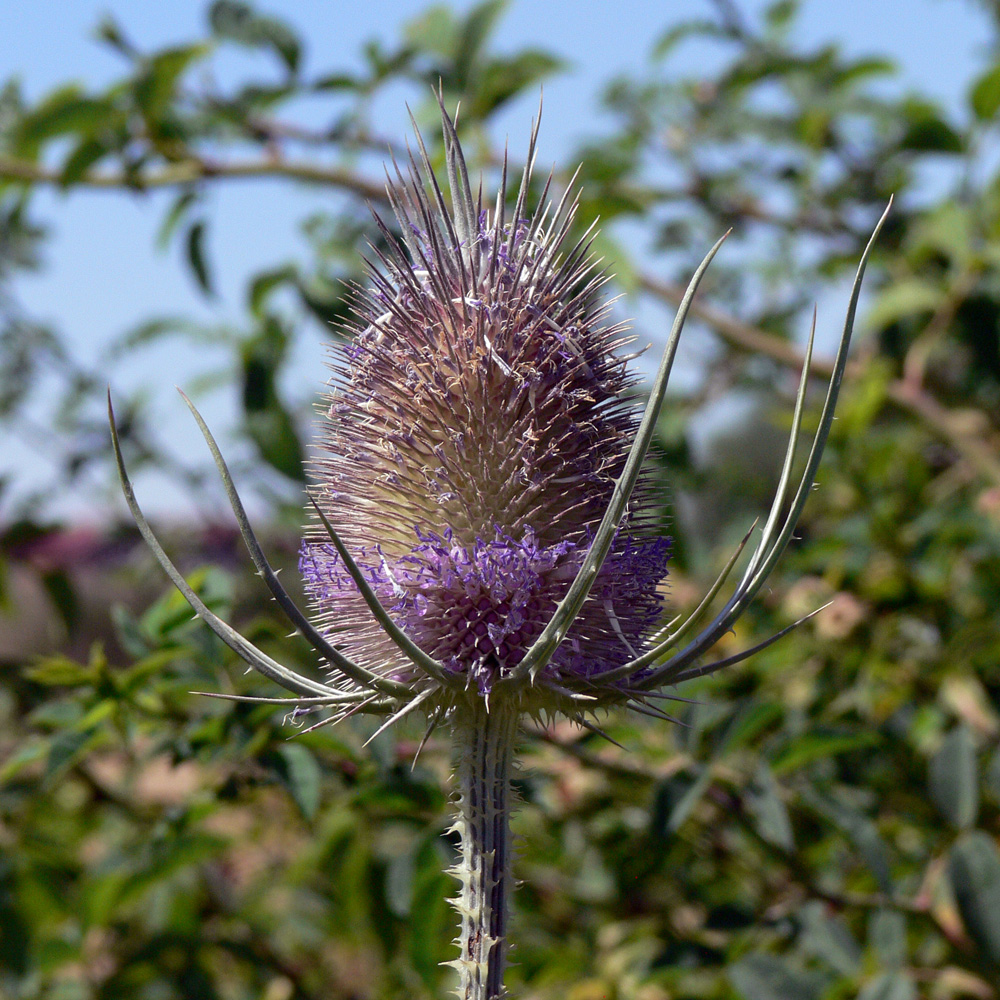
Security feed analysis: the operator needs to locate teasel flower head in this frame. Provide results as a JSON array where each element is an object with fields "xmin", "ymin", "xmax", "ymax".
[
  {"xmin": 110, "ymin": 98, "xmax": 889, "ymax": 1000},
  {"xmin": 298, "ymin": 106, "xmax": 672, "ymax": 706}
]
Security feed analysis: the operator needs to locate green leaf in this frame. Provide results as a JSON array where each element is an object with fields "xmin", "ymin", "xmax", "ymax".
[
  {"xmin": 868, "ymin": 909, "xmax": 907, "ymax": 969},
  {"xmin": 110, "ymin": 603, "xmax": 150, "ymax": 658},
  {"xmin": 209, "ymin": 0, "xmax": 301, "ymax": 74},
  {"xmin": 240, "ymin": 318, "xmax": 304, "ymax": 480},
  {"xmin": 296, "ymin": 278, "xmax": 351, "ymax": 327},
  {"xmin": 116, "ymin": 649, "xmax": 187, "ymax": 695},
  {"xmin": 0, "ymin": 860, "xmax": 30, "ymax": 975},
  {"xmin": 312, "ymin": 73, "xmax": 360, "ymax": 91},
  {"xmin": 729, "ymin": 954, "xmax": 828, "ymax": 1000},
  {"xmin": 244, "ymin": 395, "xmax": 304, "ymax": 481},
  {"xmin": 59, "ymin": 137, "xmax": 110, "ymax": 185},
  {"xmin": 0, "ymin": 740, "xmax": 48, "ymax": 784},
  {"xmin": 408, "ymin": 838, "xmax": 451, "ymax": 989},
  {"xmin": 156, "ymin": 190, "xmax": 200, "ymax": 250},
  {"xmin": 589, "ymin": 231, "xmax": 639, "ymax": 294},
  {"xmin": 970, "ymin": 62, "xmax": 1000, "ymax": 120},
  {"xmin": 651, "ymin": 766, "xmax": 713, "ymax": 836},
  {"xmin": 746, "ymin": 763, "xmax": 794, "ymax": 851},
  {"xmin": 94, "ymin": 13, "xmax": 137, "ymax": 59},
  {"xmin": 14, "ymin": 86, "xmax": 111, "ymax": 154},
  {"xmin": 23, "ymin": 655, "xmax": 98, "ymax": 687},
  {"xmin": 764, "ymin": 0, "xmax": 798, "ymax": 30},
  {"xmin": 248, "ymin": 264, "xmax": 296, "ymax": 317},
  {"xmin": 799, "ymin": 900, "xmax": 861, "ymax": 975},
  {"xmin": 107, "ymin": 316, "xmax": 209, "ymax": 360},
  {"xmin": 135, "ymin": 45, "xmax": 208, "ymax": 120},
  {"xmin": 929, "ymin": 725, "xmax": 979, "ymax": 829},
  {"xmin": 985, "ymin": 745, "xmax": 1000, "ymax": 804},
  {"xmin": 772, "ymin": 730, "xmax": 880, "ymax": 776},
  {"xmin": 185, "ymin": 220, "xmax": 214, "ymax": 296},
  {"xmin": 949, "ymin": 831, "xmax": 1000, "ymax": 964},
  {"xmin": 858, "ymin": 972, "xmax": 916, "ymax": 1000},
  {"xmin": 898, "ymin": 99, "xmax": 963, "ymax": 153},
  {"xmin": 720, "ymin": 700, "xmax": 782, "ymax": 754},
  {"xmin": 470, "ymin": 51, "xmax": 566, "ymax": 117},
  {"xmin": 39, "ymin": 569, "xmax": 78, "ymax": 632},
  {"xmin": 277, "ymin": 743, "xmax": 321, "ymax": 820},
  {"xmin": 455, "ymin": 0, "xmax": 508, "ymax": 84},
  {"xmin": 865, "ymin": 278, "xmax": 945, "ymax": 332},
  {"xmin": 404, "ymin": 5, "xmax": 459, "ymax": 59},
  {"xmin": 652, "ymin": 20, "xmax": 724, "ymax": 60},
  {"xmin": 139, "ymin": 565, "xmax": 233, "ymax": 641},
  {"xmin": 119, "ymin": 833, "xmax": 226, "ymax": 906},
  {"xmin": 43, "ymin": 728, "xmax": 98, "ymax": 785},
  {"xmin": 803, "ymin": 788, "xmax": 893, "ymax": 893}
]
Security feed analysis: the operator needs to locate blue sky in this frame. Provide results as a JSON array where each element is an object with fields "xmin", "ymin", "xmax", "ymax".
[{"xmin": 0, "ymin": 0, "xmax": 991, "ymax": 516}]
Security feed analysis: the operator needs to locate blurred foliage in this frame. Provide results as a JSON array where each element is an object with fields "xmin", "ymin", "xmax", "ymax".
[{"xmin": 3, "ymin": 0, "xmax": 1000, "ymax": 997}]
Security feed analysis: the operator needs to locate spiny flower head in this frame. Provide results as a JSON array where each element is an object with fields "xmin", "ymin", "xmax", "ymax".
[
  {"xmin": 110, "ymin": 99, "xmax": 887, "ymax": 740},
  {"xmin": 300, "ymin": 106, "xmax": 669, "ymax": 699}
]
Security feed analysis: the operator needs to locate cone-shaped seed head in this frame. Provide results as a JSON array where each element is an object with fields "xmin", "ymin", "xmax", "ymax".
[{"xmin": 300, "ymin": 111, "xmax": 670, "ymax": 695}]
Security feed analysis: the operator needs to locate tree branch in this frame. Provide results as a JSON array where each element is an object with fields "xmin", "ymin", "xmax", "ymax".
[{"xmin": 0, "ymin": 154, "xmax": 389, "ymax": 202}]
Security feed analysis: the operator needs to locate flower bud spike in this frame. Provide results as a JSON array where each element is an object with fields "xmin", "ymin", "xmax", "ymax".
[
  {"xmin": 436, "ymin": 89, "xmax": 477, "ymax": 270},
  {"xmin": 405, "ymin": 108, "xmax": 466, "ymax": 282},
  {"xmin": 507, "ymin": 95, "xmax": 542, "ymax": 257}
]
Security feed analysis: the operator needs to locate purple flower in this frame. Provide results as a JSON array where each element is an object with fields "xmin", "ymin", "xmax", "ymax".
[{"xmin": 301, "ymin": 527, "xmax": 670, "ymax": 693}]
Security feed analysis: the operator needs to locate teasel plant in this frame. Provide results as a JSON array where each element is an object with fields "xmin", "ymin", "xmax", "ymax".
[{"xmin": 109, "ymin": 97, "xmax": 889, "ymax": 1000}]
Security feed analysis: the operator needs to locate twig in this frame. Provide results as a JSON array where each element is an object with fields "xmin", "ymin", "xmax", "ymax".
[{"xmin": 0, "ymin": 154, "xmax": 388, "ymax": 202}]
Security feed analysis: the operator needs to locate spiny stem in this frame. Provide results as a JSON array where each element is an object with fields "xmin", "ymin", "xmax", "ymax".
[{"xmin": 448, "ymin": 701, "xmax": 519, "ymax": 1000}]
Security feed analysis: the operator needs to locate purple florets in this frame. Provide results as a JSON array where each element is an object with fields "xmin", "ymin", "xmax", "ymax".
[{"xmin": 300, "ymin": 528, "xmax": 670, "ymax": 693}]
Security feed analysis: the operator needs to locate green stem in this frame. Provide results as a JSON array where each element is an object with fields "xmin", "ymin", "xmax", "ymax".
[{"xmin": 449, "ymin": 701, "xmax": 519, "ymax": 1000}]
